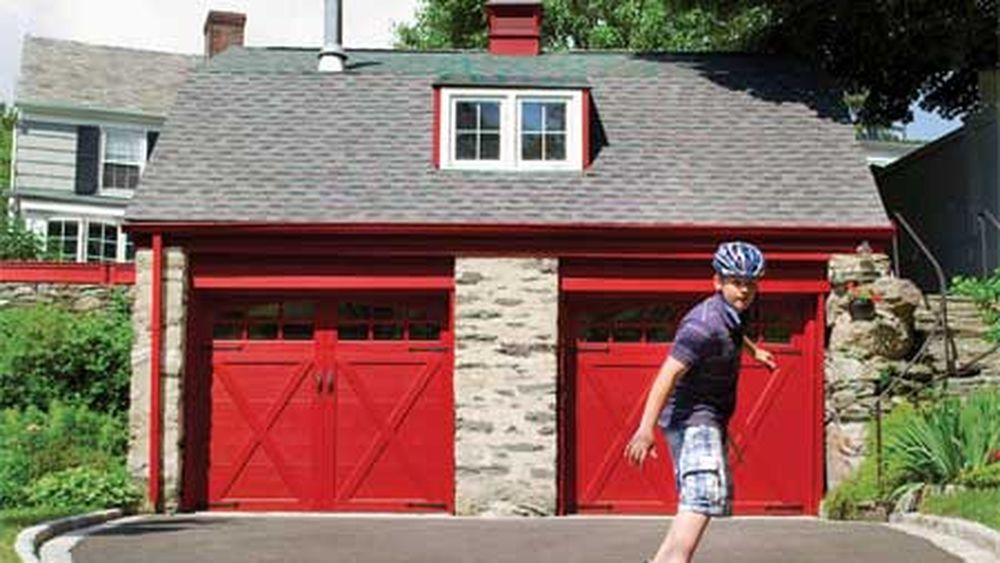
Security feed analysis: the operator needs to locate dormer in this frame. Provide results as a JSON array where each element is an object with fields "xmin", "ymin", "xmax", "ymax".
[{"xmin": 432, "ymin": 2, "xmax": 593, "ymax": 172}]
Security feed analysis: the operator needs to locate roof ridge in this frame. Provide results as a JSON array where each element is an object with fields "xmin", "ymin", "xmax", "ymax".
[
  {"xmin": 244, "ymin": 45, "xmax": 795, "ymax": 59},
  {"xmin": 25, "ymin": 34, "xmax": 200, "ymax": 59}
]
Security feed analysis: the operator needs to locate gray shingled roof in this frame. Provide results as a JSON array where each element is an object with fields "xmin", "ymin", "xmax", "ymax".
[
  {"xmin": 17, "ymin": 36, "xmax": 200, "ymax": 116},
  {"xmin": 127, "ymin": 47, "xmax": 890, "ymax": 228}
]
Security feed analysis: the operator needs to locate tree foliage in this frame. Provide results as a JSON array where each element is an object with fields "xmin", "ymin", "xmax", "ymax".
[{"xmin": 395, "ymin": 0, "xmax": 998, "ymax": 125}]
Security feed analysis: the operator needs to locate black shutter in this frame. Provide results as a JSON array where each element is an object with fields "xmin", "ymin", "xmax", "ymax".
[
  {"xmin": 74, "ymin": 126, "xmax": 100, "ymax": 195},
  {"xmin": 146, "ymin": 131, "xmax": 159, "ymax": 160}
]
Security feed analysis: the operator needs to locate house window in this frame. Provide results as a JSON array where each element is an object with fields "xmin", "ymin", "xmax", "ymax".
[
  {"xmin": 102, "ymin": 129, "xmax": 145, "ymax": 190},
  {"xmin": 520, "ymin": 101, "xmax": 566, "ymax": 161},
  {"xmin": 46, "ymin": 220, "xmax": 79, "ymax": 262},
  {"xmin": 86, "ymin": 222, "xmax": 118, "ymax": 263},
  {"xmin": 440, "ymin": 88, "xmax": 583, "ymax": 171},
  {"xmin": 455, "ymin": 101, "xmax": 501, "ymax": 161}
]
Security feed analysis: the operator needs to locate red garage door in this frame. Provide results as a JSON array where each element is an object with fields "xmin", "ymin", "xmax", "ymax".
[
  {"xmin": 203, "ymin": 295, "xmax": 453, "ymax": 512},
  {"xmin": 565, "ymin": 294, "xmax": 819, "ymax": 515}
]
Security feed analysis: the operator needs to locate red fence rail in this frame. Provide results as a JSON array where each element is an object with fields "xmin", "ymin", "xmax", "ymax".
[{"xmin": 0, "ymin": 261, "xmax": 136, "ymax": 285}]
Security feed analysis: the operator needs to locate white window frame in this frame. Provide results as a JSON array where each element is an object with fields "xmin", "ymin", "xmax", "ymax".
[
  {"xmin": 45, "ymin": 218, "xmax": 82, "ymax": 262},
  {"xmin": 439, "ymin": 87, "xmax": 583, "ymax": 171},
  {"xmin": 100, "ymin": 127, "xmax": 147, "ymax": 197},
  {"xmin": 43, "ymin": 218, "xmax": 133, "ymax": 263},
  {"xmin": 84, "ymin": 220, "xmax": 120, "ymax": 263}
]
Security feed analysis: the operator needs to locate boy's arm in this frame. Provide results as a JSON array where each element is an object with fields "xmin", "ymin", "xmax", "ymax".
[
  {"xmin": 743, "ymin": 335, "xmax": 777, "ymax": 371},
  {"xmin": 624, "ymin": 356, "xmax": 690, "ymax": 467}
]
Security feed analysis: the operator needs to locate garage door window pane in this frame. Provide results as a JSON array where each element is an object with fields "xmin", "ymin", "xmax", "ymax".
[
  {"xmin": 409, "ymin": 323, "xmax": 441, "ymax": 340},
  {"xmin": 213, "ymin": 323, "xmax": 242, "ymax": 340},
  {"xmin": 284, "ymin": 302, "xmax": 316, "ymax": 320},
  {"xmin": 339, "ymin": 324, "xmax": 368, "ymax": 340},
  {"xmin": 646, "ymin": 326, "xmax": 675, "ymax": 343},
  {"xmin": 373, "ymin": 324, "xmax": 404, "ymax": 340},
  {"xmin": 248, "ymin": 323, "xmax": 279, "ymax": 340},
  {"xmin": 583, "ymin": 326, "xmax": 610, "ymax": 342},
  {"xmin": 248, "ymin": 303, "xmax": 279, "ymax": 319},
  {"xmin": 612, "ymin": 327, "xmax": 642, "ymax": 342},
  {"xmin": 283, "ymin": 324, "xmax": 314, "ymax": 340}
]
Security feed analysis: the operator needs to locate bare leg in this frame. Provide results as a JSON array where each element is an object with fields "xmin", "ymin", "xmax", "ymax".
[{"xmin": 650, "ymin": 511, "xmax": 711, "ymax": 563}]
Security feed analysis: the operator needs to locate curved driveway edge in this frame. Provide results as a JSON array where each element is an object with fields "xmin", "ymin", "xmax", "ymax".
[
  {"xmin": 14, "ymin": 509, "xmax": 122, "ymax": 563},
  {"xmin": 891, "ymin": 513, "xmax": 1000, "ymax": 563}
]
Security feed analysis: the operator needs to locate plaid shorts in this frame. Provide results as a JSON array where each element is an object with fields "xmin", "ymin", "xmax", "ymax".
[{"xmin": 665, "ymin": 424, "xmax": 733, "ymax": 517}]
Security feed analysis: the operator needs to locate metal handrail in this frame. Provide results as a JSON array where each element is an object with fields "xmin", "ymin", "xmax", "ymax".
[
  {"xmin": 978, "ymin": 209, "xmax": 1000, "ymax": 276},
  {"xmin": 892, "ymin": 211, "xmax": 956, "ymax": 377}
]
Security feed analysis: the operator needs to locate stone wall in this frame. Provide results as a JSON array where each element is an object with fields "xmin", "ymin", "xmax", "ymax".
[
  {"xmin": 126, "ymin": 248, "xmax": 188, "ymax": 511},
  {"xmin": 0, "ymin": 282, "xmax": 131, "ymax": 311},
  {"xmin": 825, "ymin": 251, "xmax": 924, "ymax": 490},
  {"xmin": 454, "ymin": 258, "xmax": 559, "ymax": 516}
]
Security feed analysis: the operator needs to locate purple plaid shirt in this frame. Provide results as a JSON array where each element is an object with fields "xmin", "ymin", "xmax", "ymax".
[{"xmin": 658, "ymin": 292, "xmax": 746, "ymax": 429}]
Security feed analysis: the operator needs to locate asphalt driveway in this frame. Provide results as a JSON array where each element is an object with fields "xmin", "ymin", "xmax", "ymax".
[{"xmin": 70, "ymin": 515, "xmax": 960, "ymax": 563}]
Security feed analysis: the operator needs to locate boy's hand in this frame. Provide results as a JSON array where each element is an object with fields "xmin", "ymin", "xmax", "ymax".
[
  {"xmin": 754, "ymin": 347, "xmax": 777, "ymax": 371},
  {"xmin": 624, "ymin": 427, "xmax": 658, "ymax": 467}
]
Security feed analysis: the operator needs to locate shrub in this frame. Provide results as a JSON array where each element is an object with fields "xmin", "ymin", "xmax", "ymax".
[
  {"xmin": 26, "ymin": 465, "xmax": 139, "ymax": 510},
  {"xmin": 952, "ymin": 273, "xmax": 1000, "ymax": 341},
  {"xmin": 957, "ymin": 463, "xmax": 1000, "ymax": 488},
  {"xmin": 0, "ymin": 402, "xmax": 127, "ymax": 508},
  {"xmin": 885, "ymin": 388, "xmax": 1000, "ymax": 492},
  {"xmin": 0, "ymin": 294, "xmax": 132, "ymax": 413},
  {"xmin": 0, "ymin": 215, "xmax": 45, "ymax": 261}
]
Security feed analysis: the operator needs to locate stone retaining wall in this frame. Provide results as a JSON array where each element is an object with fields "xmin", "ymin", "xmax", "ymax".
[{"xmin": 0, "ymin": 281, "xmax": 131, "ymax": 311}]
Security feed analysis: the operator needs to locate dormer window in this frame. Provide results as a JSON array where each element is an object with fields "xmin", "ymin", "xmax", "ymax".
[
  {"xmin": 455, "ymin": 100, "xmax": 501, "ymax": 161},
  {"xmin": 520, "ymin": 101, "xmax": 566, "ymax": 161},
  {"xmin": 439, "ymin": 88, "xmax": 583, "ymax": 171}
]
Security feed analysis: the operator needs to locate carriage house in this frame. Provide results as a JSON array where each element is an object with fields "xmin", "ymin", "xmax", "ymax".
[{"xmin": 125, "ymin": 1, "xmax": 893, "ymax": 516}]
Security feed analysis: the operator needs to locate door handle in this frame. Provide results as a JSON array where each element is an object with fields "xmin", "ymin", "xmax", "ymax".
[
  {"xmin": 326, "ymin": 369, "xmax": 336, "ymax": 393},
  {"xmin": 313, "ymin": 371, "xmax": 323, "ymax": 393}
]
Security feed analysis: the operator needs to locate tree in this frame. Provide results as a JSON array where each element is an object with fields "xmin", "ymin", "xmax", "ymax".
[
  {"xmin": 0, "ymin": 102, "xmax": 14, "ymax": 207},
  {"xmin": 395, "ymin": 0, "xmax": 770, "ymax": 52},
  {"xmin": 395, "ymin": 0, "xmax": 998, "ymax": 126}
]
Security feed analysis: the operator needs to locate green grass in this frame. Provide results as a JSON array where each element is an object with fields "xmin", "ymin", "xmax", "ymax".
[
  {"xmin": 920, "ymin": 488, "xmax": 1000, "ymax": 531},
  {"xmin": 0, "ymin": 507, "xmax": 94, "ymax": 563}
]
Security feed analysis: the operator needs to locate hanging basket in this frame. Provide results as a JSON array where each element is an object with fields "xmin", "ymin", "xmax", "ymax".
[{"xmin": 848, "ymin": 298, "xmax": 876, "ymax": 321}]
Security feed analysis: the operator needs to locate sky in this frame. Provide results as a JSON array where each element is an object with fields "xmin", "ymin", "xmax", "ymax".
[{"xmin": 0, "ymin": 0, "xmax": 962, "ymax": 141}]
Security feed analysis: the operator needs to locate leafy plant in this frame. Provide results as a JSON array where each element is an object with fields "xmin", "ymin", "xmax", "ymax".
[
  {"xmin": 26, "ymin": 465, "xmax": 139, "ymax": 510},
  {"xmin": 0, "ymin": 294, "xmax": 133, "ymax": 413},
  {"xmin": 0, "ymin": 402, "xmax": 127, "ymax": 508},
  {"xmin": 0, "ymin": 215, "xmax": 45, "ymax": 261},
  {"xmin": 953, "ymin": 272, "xmax": 1000, "ymax": 342}
]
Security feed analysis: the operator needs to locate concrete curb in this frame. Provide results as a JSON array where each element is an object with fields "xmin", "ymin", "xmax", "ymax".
[
  {"xmin": 14, "ymin": 509, "xmax": 123, "ymax": 563},
  {"xmin": 890, "ymin": 513, "xmax": 1000, "ymax": 562}
]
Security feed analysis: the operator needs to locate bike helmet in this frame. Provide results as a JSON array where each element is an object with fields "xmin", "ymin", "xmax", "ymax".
[{"xmin": 712, "ymin": 241, "xmax": 765, "ymax": 279}]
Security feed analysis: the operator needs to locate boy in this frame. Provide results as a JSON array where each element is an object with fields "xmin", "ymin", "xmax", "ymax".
[{"xmin": 624, "ymin": 241, "xmax": 777, "ymax": 563}]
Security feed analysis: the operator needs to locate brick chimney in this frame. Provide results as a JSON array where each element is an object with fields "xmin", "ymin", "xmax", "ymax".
[
  {"xmin": 485, "ymin": 0, "xmax": 542, "ymax": 56},
  {"xmin": 204, "ymin": 10, "xmax": 246, "ymax": 58}
]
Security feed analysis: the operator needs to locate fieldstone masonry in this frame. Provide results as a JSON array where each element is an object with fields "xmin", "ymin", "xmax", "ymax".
[
  {"xmin": 454, "ymin": 258, "xmax": 559, "ymax": 516},
  {"xmin": 126, "ymin": 248, "xmax": 188, "ymax": 511},
  {"xmin": 0, "ymin": 282, "xmax": 130, "ymax": 310},
  {"xmin": 825, "ymin": 251, "xmax": 924, "ymax": 490}
]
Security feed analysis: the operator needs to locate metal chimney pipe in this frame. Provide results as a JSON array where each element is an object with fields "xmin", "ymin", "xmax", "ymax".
[{"xmin": 318, "ymin": 0, "xmax": 347, "ymax": 72}]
